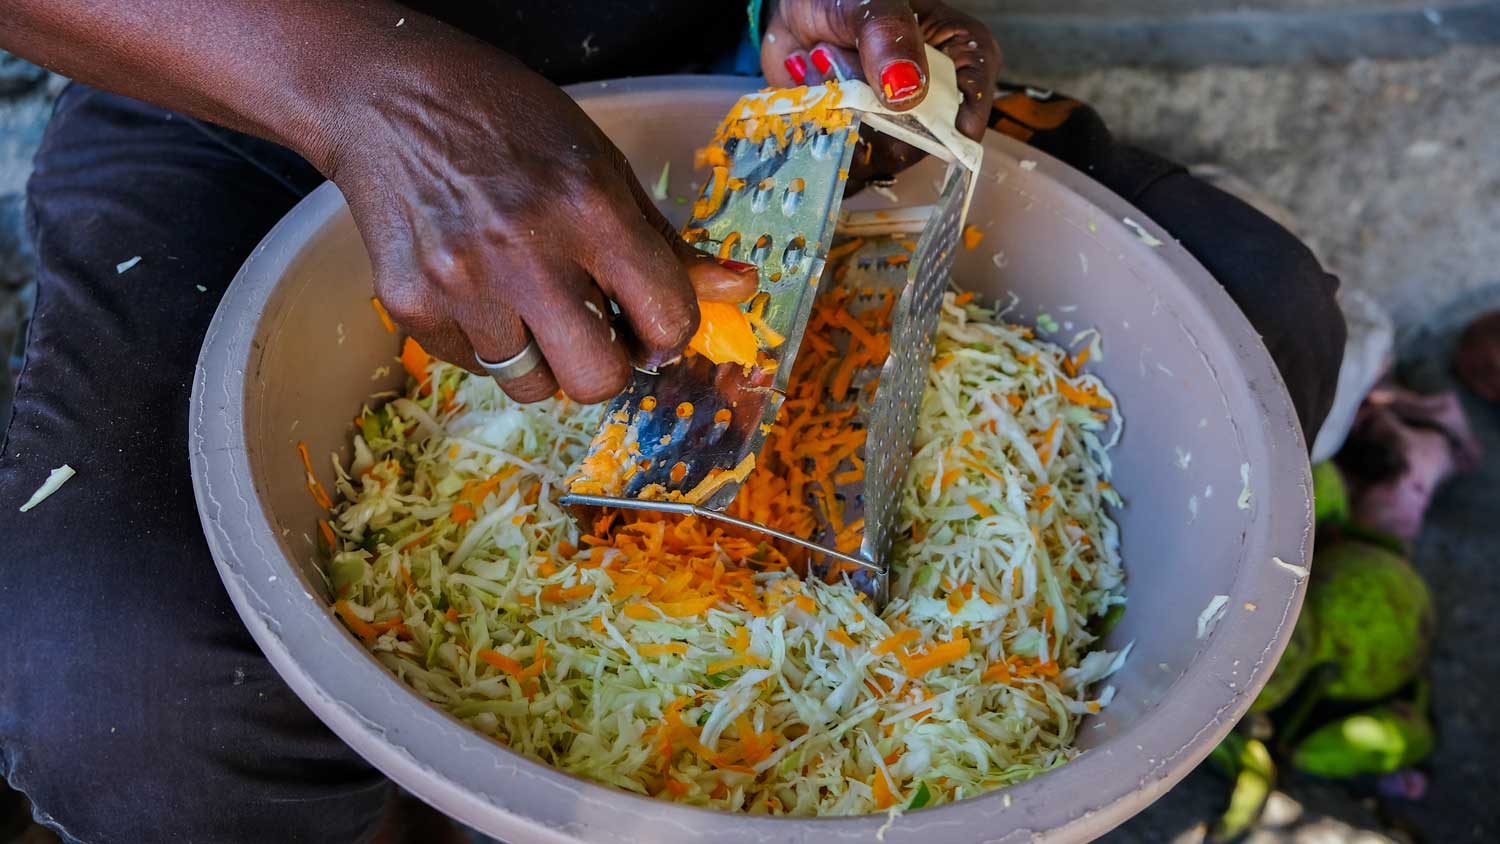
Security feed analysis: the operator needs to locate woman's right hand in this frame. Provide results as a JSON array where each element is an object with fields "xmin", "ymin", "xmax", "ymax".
[{"xmin": 323, "ymin": 24, "xmax": 757, "ymax": 404}]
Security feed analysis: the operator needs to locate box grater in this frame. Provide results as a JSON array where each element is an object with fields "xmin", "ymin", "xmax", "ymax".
[{"xmin": 563, "ymin": 48, "xmax": 982, "ymax": 606}]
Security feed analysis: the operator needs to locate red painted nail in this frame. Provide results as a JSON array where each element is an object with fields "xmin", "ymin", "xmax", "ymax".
[
  {"xmin": 784, "ymin": 55, "xmax": 808, "ymax": 85},
  {"xmin": 810, "ymin": 46, "xmax": 834, "ymax": 75},
  {"xmin": 879, "ymin": 59, "xmax": 923, "ymax": 102},
  {"xmin": 718, "ymin": 258, "xmax": 757, "ymax": 273}
]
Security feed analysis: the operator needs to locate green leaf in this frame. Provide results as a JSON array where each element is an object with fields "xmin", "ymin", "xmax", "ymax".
[{"xmin": 908, "ymin": 781, "xmax": 932, "ymax": 809}]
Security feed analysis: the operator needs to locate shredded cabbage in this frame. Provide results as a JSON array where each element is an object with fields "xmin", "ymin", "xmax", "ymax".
[{"xmin": 324, "ymin": 292, "xmax": 1126, "ymax": 815}]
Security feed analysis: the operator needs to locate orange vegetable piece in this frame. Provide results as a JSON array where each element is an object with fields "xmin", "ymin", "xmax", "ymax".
[
  {"xmin": 962, "ymin": 225, "xmax": 984, "ymax": 250},
  {"xmin": 370, "ymin": 297, "xmax": 397, "ymax": 333},
  {"xmin": 687, "ymin": 300, "xmax": 761, "ymax": 367}
]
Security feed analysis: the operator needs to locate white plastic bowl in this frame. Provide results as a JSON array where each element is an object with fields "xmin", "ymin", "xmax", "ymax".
[{"xmin": 191, "ymin": 76, "xmax": 1312, "ymax": 843}]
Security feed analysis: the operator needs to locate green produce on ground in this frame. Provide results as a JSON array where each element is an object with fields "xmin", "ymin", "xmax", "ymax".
[
  {"xmin": 1292, "ymin": 701, "xmax": 1433, "ymax": 778},
  {"xmin": 1306, "ymin": 541, "xmax": 1433, "ymax": 701},
  {"xmin": 1250, "ymin": 608, "xmax": 1317, "ymax": 713},
  {"xmin": 1312, "ymin": 461, "xmax": 1348, "ymax": 527},
  {"xmin": 1207, "ymin": 734, "xmax": 1276, "ymax": 842}
]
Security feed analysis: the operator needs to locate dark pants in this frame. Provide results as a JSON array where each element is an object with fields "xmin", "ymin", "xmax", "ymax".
[{"xmin": 0, "ymin": 82, "xmax": 1343, "ymax": 843}]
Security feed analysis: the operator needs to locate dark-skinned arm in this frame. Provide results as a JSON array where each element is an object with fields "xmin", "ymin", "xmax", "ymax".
[{"xmin": 2, "ymin": 0, "xmax": 758, "ymax": 403}]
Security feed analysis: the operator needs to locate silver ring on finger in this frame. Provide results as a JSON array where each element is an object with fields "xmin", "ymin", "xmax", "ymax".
[{"xmin": 475, "ymin": 340, "xmax": 544, "ymax": 384}]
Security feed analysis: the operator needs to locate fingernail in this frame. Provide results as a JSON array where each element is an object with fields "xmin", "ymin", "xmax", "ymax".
[
  {"xmin": 718, "ymin": 258, "xmax": 757, "ymax": 273},
  {"xmin": 810, "ymin": 46, "xmax": 834, "ymax": 76},
  {"xmin": 784, "ymin": 54, "xmax": 808, "ymax": 85},
  {"xmin": 879, "ymin": 60, "xmax": 924, "ymax": 103}
]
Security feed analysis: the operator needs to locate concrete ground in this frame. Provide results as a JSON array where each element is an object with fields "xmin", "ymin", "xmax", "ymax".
[
  {"xmin": 2, "ymin": 24, "xmax": 1497, "ymax": 844},
  {"xmin": 1020, "ymin": 46, "xmax": 1500, "ymax": 844}
]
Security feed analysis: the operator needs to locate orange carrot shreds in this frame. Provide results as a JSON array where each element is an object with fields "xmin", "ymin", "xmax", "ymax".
[
  {"xmin": 638, "ymin": 642, "xmax": 689, "ymax": 657},
  {"xmin": 825, "ymin": 237, "xmax": 866, "ymax": 261},
  {"xmin": 886, "ymin": 254, "xmax": 909, "ymax": 266},
  {"xmin": 296, "ymin": 441, "xmax": 334, "ymax": 510},
  {"xmin": 717, "ymin": 231, "xmax": 741, "ymax": 260},
  {"xmin": 1056, "ymin": 376, "xmax": 1113, "ymax": 408},
  {"xmin": 688, "ymin": 301, "xmax": 761, "ymax": 367},
  {"xmin": 694, "ymin": 145, "xmax": 729, "ymax": 169},
  {"xmin": 873, "ymin": 629, "xmax": 921, "ymax": 656},
  {"xmin": 590, "ymin": 615, "xmax": 607, "ymax": 633},
  {"xmin": 961, "ymin": 458, "xmax": 1006, "ymax": 485},
  {"xmin": 334, "ymin": 600, "xmax": 380, "ymax": 643},
  {"xmin": 898, "ymin": 637, "xmax": 971, "ymax": 676},
  {"xmin": 947, "ymin": 591, "xmax": 965, "ymax": 614},
  {"xmin": 871, "ymin": 770, "xmax": 898, "ymax": 809},
  {"xmin": 370, "ymin": 297, "xmax": 397, "ymax": 333},
  {"xmin": 477, "ymin": 648, "xmax": 525, "ymax": 681},
  {"xmin": 400, "ymin": 336, "xmax": 433, "ymax": 395},
  {"xmin": 962, "ymin": 225, "xmax": 984, "ymax": 250},
  {"xmin": 932, "ymin": 353, "xmax": 955, "ymax": 370},
  {"xmin": 793, "ymin": 594, "xmax": 817, "ymax": 614},
  {"xmin": 541, "ymin": 584, "xmax": 595, "ymax": 603},
  {"xmin": 981, "ymin": 660, "xmax": 1012, "ymax": 684},
  {"xmin": 967, "ymin": 496, "xmax": 996, "ymax": 519},
  {"xmin": 827, "ymin": 628, "xmax": 857, "ymax": 647},
  {"xmin": 939, "ymin": 468, "xmax": 962, "ymax": 491},
  {"xmin": 1006, "ymin": 394, "xmax": 1024, "ymax": 410},
  {"xmin": 1063, "ymin": 345, "xmax": 1091, "ymax": 377},
  {"xmin": 317, "ymin": 518, "xmax": 336, "ymax": 550},
  {"xmin": 450, "ymin": 502, "xmax": 476, "ymax": 525},
  {"xmin": 692, "ymin": 166, "xmax": 731, "ymax": 219},
  {"xmin": 398, "ymin": 563, "xmax": 415, "ymax": 593},
  {"xmin": 953, "ymin": 290, "xmax": 976, "ymax": 306}
]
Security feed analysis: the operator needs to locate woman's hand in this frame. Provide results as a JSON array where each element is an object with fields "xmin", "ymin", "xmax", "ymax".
[
  {"xmin": 327, "ymin": 30, "xmax": 757, "ymax": 405},
  {"xmin": 759, "ymin": 0, "xmax": 1000, "ymax": 183}
]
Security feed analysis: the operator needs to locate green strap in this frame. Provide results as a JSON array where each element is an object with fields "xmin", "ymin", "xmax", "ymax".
[{"xmin": 747, "ymin": 0, "xmax": 765, "ymax": 50}]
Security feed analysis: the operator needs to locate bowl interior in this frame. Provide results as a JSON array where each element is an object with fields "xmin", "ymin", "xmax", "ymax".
[{"xmin": 194, "ymin": 76, "xmax": 1312, "ymax": 843}]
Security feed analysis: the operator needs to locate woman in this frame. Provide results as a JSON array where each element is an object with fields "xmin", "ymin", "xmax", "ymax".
[{"xmin": 0, "ymin": 1, "xmax": 1342, "ymax": 841}]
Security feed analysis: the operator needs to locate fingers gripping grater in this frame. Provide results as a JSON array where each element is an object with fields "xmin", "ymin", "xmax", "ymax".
[{"xmin": 564, "ymin": 48, "xmax": 983, "ymax": 607}]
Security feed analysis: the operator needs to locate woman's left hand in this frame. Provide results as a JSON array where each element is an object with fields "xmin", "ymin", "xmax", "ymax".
[{"xmin": 760, "ymin": 0, "xmax": 1000, "ymax": 181}]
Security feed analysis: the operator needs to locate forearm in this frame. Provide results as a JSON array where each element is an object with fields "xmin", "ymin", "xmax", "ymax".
[{"xmin": 1, "ymin": 0, "xmax": 425, "ymax": 173}]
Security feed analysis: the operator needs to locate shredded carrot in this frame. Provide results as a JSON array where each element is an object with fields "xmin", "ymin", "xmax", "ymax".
[
  {"xmin": 370, "ymin": 297, "xmax": 397, "ymax": 333},
  {"xmin": 828, "ymin": 628, "xmax": 856, "ymax": 647},
  {"xmin": 317, "ymin": 519, "xmax": 336, "ymax": 550},
  {"xmin": 871, "ymin": 769, "xmax": 898, "ymax": 809},
  {"xmin": 899, "ymin": 637, "xmax": 971, "ymax": 676},
  {"xmin": 541, "ymin": 584, "xmax": 594, "ymax": 603},
  {"xmin": 334, "ymin": 600, "xmax": 380, "ymax": 643},
  {"xmin": 638, "ymin": 642, "xmax": 689, "ymax": 657},
  {"xmin": 296, "ymin": 441, "xmax": 334, "ymax": 510},
  {"xmin": 478, "ymin": 648, "xmax": 524, "ymax": 679},
  {"xmin": 967, "ymin": 496, "xmax": 996, "ymax": 519},
  {"xmin": 874, "ymin": 629, "xmax": 921, "ymax": 656},
  {"xmin": 1056, "ymin": 377, "xmax": 1113, "ymax": 408},
  {"xmin": 954, "ymin": 290, "xmax": 976, "ymax": 305},
  {"xmin": 400, "ymin": 337, "xmax": 433, "ymax": 395},
  {"xmin": 962, "ymin": 225, "xmax": 984, "ymax": 250}
]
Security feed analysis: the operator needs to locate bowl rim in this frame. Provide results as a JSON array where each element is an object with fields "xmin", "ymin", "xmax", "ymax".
[{"xmin": 190, "ymin": 74, "xmax": 1312, "ymax": 843}]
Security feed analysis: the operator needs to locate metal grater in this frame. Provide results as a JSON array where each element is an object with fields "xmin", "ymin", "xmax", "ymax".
[{"xmin": 564, "ymin": 49, "xmax": 982, "ymax": 606}]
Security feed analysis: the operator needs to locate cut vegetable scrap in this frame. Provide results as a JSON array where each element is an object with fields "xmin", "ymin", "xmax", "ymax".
[
  {"xmin": 687, "ymin": 300, "xmax": 761, "ymax": 367},
  {"xmin": 324, "ymin": 289, "xmax": 1126, "ymax": 816},
  {"xmin": 18, "ymin": 464, "xmax": 75, "ymax": 513}
]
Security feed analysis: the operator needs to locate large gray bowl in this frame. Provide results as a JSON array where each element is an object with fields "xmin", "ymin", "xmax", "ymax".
[{"xmin": 191, "ymin": 76, "xmax": 1313, "ymax": 843}]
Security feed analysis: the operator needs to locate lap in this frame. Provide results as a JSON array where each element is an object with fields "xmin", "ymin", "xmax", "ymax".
[{"xmin": 0, "ymin": 85, "xmax": 386, "ymax": 843}]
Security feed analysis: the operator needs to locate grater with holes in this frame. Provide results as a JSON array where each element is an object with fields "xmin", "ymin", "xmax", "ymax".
[{"xmin": 562, "ymin": 47, "xmax": 983, "ymax": 607}]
